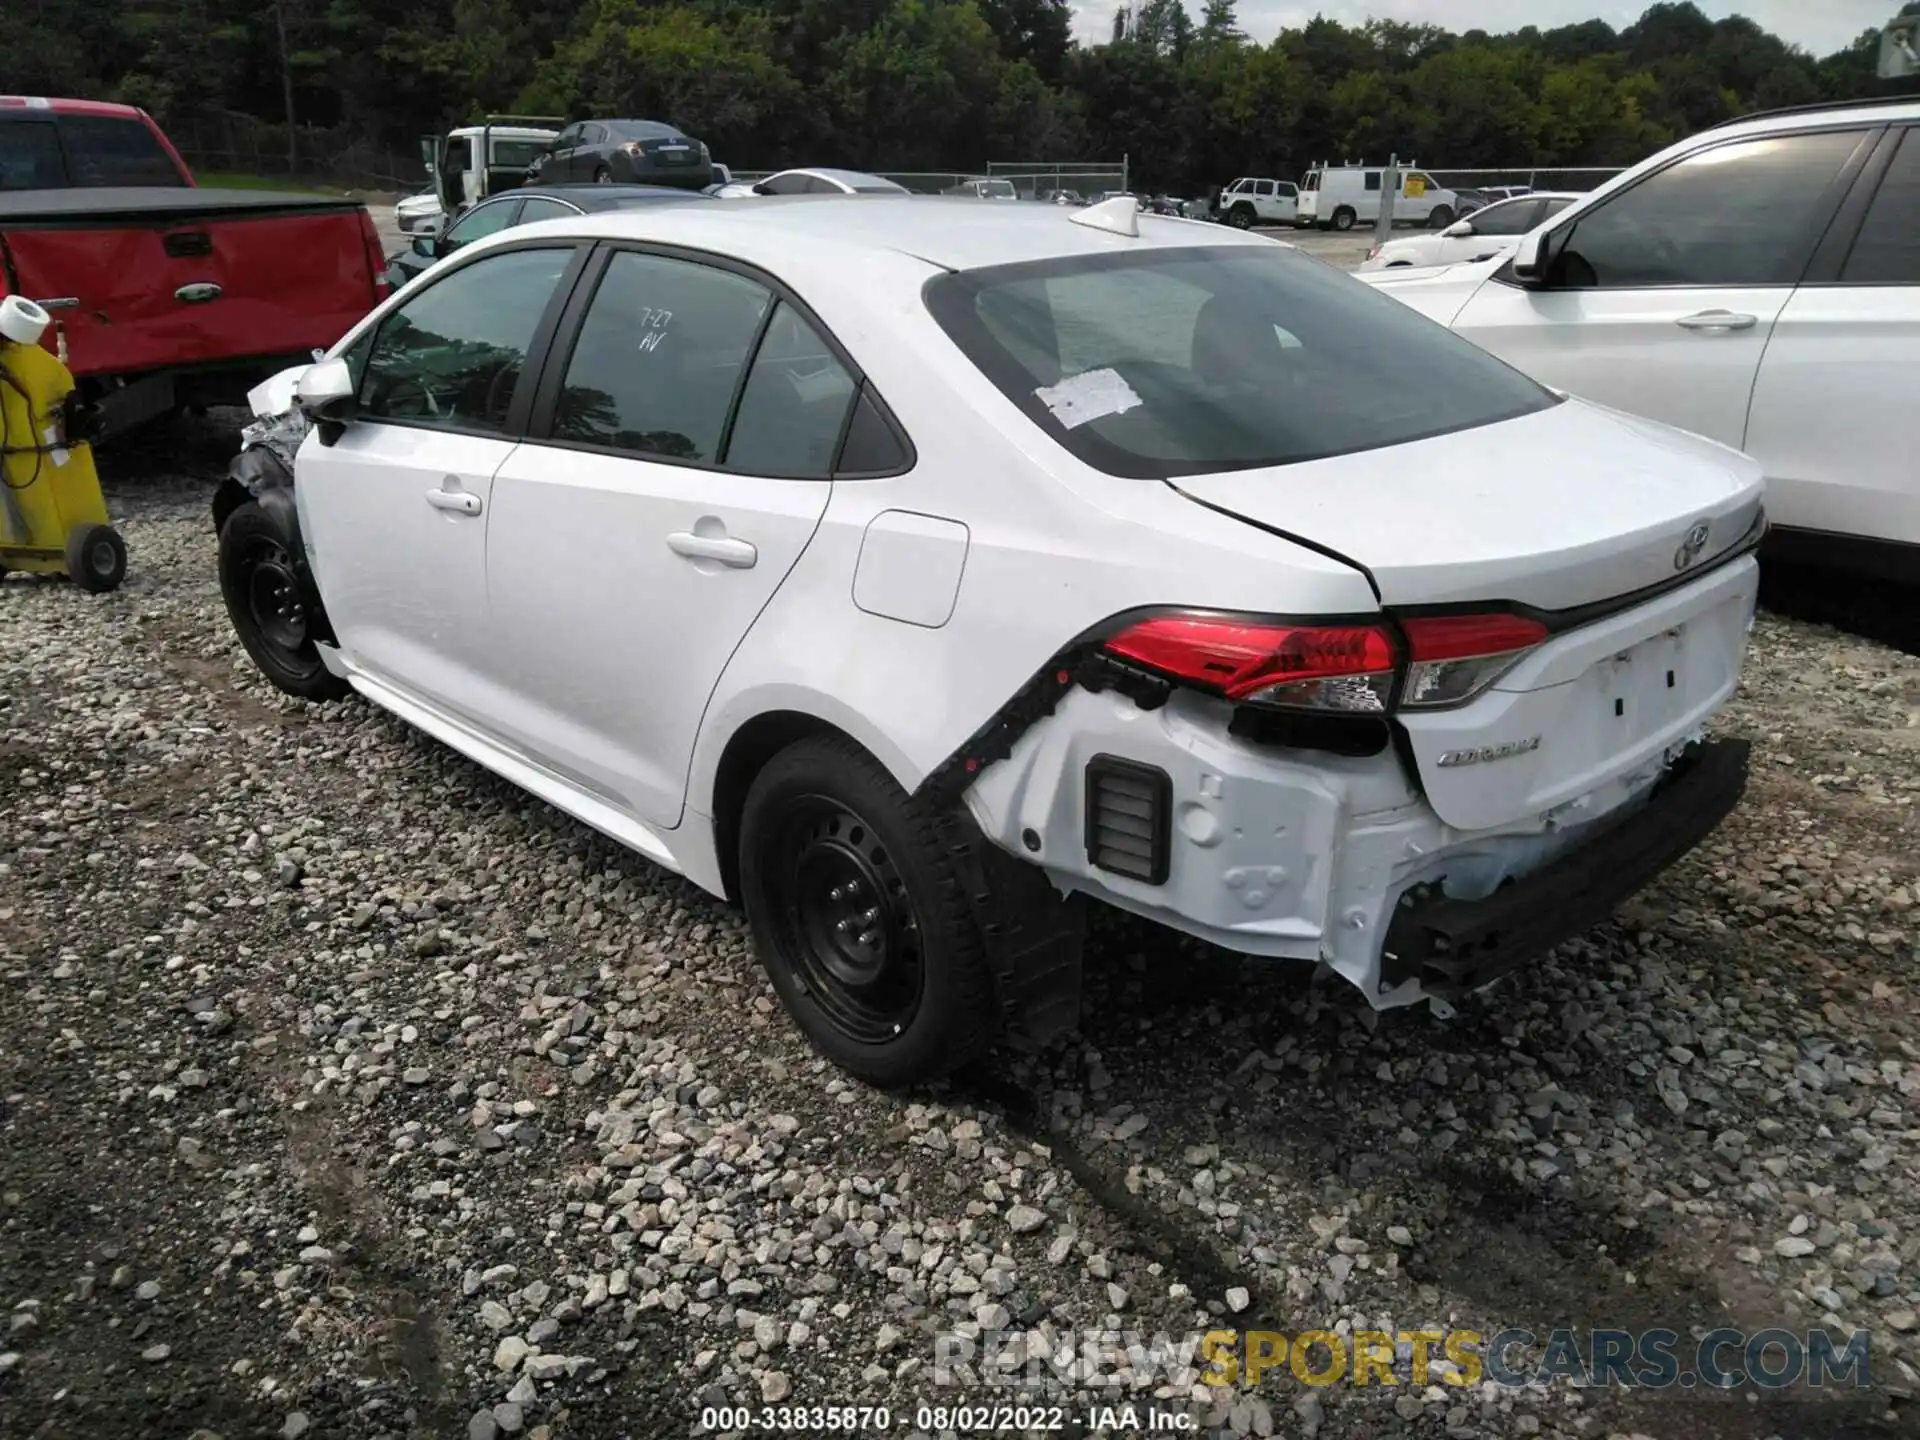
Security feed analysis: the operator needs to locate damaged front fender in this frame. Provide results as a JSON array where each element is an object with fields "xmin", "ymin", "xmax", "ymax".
[{"xmin": 212, "ymin": 379, "xmax": 333, "ymax": 645}]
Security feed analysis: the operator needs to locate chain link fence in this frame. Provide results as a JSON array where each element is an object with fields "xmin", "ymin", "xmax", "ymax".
[
  {"xmin": 167, "ymin": 114, "xmax": 427, "ymax": 195},
  {"xmin": 987, "ymin": 161, "xmax": 1130, "ymax": 200}
]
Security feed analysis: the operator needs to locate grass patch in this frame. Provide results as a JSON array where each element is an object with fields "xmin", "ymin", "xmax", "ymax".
[{"xmin": 192, "ymin": 170, "xmax": 344, "ymax": 195}]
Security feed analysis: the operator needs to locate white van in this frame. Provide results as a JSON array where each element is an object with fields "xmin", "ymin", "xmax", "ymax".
[{"xmin": 1294, "ymin": 164, "xmax": 1460, "ymax": 232}]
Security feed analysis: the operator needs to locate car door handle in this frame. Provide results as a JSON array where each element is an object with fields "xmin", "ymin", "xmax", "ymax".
[
  {"xmin": 426, "ymin": 486, "xmax": 482, "ymax": 516},
  {"xmin": 666, "ymin": 531, "xmax": 757, "ymax": 567},
  {"xmin": 1675, "ymin": 310, "xmax": 1757, "ymax": 332}
]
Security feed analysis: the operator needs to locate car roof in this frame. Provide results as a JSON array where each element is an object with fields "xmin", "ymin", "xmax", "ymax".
[
  {"xmin": 0, "ymin": 96, "xmax": 149, "ymax": 119},
  {"xmin": 512, "ymin": 184, "xmax": 713, "ymax": 208},
  {"xmin": 789, "ymin": 167, "xmax": 903, "ymax": 188},
  {"xmin": 595, "ymin": 119, "xmax": 686, "ymax": 138},
  {"xmin": 449, "ymin": 125, "xmax": 554, "ymax": 140},
  {"xmin": 506, "ymin": 193, "xmax": 1284, "ymax": 272}
]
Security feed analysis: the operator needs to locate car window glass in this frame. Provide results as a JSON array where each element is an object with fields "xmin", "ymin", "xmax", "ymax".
[
  {"xmin": 553, "ymin": 250, "xmax": 772, "ymax": 463},
  {"xmin": 1552, "ymin": 130, "xmax": 1862, "ymax": 289},
  {"xmin": 1256, "ymin": 181, "xmax": 1275, "ymax": 197},
  {"xmin": 1471, "ymin": 199, "xmax": 1543, "ymax": 236},
  {"xmin": 446, "ymin": 200, "xmax": 520, "ymax": 244},
  {"xmin": 359, "ymin": 246, "xmax": 571, "ymax": 433},
  {"xmin": 929, "ymin": 245, "xmax": 1555, "ymax": 480},
  {"xmin": 443, "ymin": 137, "xmax": 472, "ymax": 172},
  {"xmin": 804, "ymin": 175, "xmax": 840, "ymax": 194},
  {"xmin": 764, "ymin": 173, "xmax": 810, "ymax": 195},
  {"xmin": 0, "ymin": 121, "xmax": 67, "ymax": 189},
  {"xmin": 1843, "ymin": 130, "xmax": 1920, "ymax": 283},
  {"xmin": 835, "ymin": 386, "xmax": 910, "ymax": 474},
  {"xmin": 1539, "ymin": 196, "xmax": 1576, "ymax": 221},
  {"xmin": 1280, "ymin": 183, "xmax": 1297, "ymax": 197},
  {"xmin": 517, "ymin": 197, "xmax": 574, "ymax": 223},
  {"xmin": 1303, "ymin": 172, "xmax": 1320, "ymax": 191},
  {"xmin": 581, "ymin": 124, "xmax": 604, "ymax": 145},
  {"xmin": 724, "ymin": 302, "xmax": 857, "ymax": 477},
  {"xmin": 57, "ymin": 116, "xmax": 183, "ymax": 185},
  {"xmin": 1364, "ymin": 173, "xmax": 1381, "ymax": 191}
]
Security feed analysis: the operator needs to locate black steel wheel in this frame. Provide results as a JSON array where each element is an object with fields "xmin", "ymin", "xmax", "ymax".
[
  {"xmin": 739, "ymin": 734, "xmax": 995, "ymax": 1087},
  {"xmin": 217, "ymin": 500, "xmax": 350, "ymax": 701}
]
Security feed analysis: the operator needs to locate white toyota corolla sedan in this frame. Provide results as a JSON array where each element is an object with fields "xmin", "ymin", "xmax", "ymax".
[{"xmin": 214, "ymin": 194, "xmax": 1764, "ymax": 1087}]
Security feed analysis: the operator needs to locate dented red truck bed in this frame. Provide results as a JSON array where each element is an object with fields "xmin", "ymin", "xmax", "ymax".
[{"xmin": 1, "ymin": 98, "xmax": 386, "ymax": 439}]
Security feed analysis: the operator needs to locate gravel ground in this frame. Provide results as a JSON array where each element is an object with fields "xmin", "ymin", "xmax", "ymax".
[{"xmin": 5, "ymin": 379, "xmax": 1920, "ymax": 1437}]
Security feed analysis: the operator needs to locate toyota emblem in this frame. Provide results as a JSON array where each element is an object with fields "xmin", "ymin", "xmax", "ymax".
[{"xmin": 1673, "ymin": 519, "xmax": 1711, "ymax": 571}]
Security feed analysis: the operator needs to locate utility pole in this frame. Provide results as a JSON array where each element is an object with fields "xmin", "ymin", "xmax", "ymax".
[
  {"xmin": 274, "ymin": 0, "xmax": 297, "ymax": 177},
  {"xmin": 1373, "ymin": 153, "xmax": 1400, "ymax": 246}
]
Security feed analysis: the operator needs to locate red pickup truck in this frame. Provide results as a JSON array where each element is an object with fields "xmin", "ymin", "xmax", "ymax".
[{"xmin": 0, "ymin": 96, "xmax": 388, "ymax": 439}]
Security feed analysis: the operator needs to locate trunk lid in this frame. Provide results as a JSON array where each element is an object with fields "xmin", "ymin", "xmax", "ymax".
[
  {"xmin": 1170, "ymin": 396, "xmax": 1763, "ymax": 613},
  {"xmin": 1172, "ymin": 397, "xmax": 1765, "ymax": 833},
  {"xmin": 0, "ymin": 187, "xmax": 379, "ymax": 380}
]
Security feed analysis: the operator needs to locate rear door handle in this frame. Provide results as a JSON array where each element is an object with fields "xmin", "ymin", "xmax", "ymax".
[
  {"xmin": 426, "ymin": 485, "xmax": 481, "ymax": 516},
  {"xmin": 666, "ymin": 531, "xmax": 757, "ymax": 568},
  {"xmin": 1675, "ymin": 310, "xmax": 1757, "ymax": 332}
]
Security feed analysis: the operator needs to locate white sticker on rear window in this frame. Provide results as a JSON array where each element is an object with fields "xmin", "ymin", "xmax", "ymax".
[{"xmin": 1035, "ymin": 368, "xmax": 1141, "ymax": 430}]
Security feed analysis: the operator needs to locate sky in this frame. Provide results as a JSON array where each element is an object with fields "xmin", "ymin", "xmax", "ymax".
[{"xmin": 1067, "ymin": 0, "xmax": 1895, "ymax": 58}]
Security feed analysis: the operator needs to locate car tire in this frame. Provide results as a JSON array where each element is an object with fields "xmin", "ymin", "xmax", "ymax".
[
  {"xmin": 1427, "ymin": 205, "xmax": 1455, "ymax": 229},
  {"xmin": 1227, "ymin": 203, "xmax": 1255, "ymax": 229},
  {"xmin": 64, "ymin": 523, "xmax": 126, "ymax": 593},
  {"xmin": 217, "ymin": 501, "xmax": 350, "ymax": 702},
  {"xmin": 1331, "ymin": 207, "xmax": 1357, "ymax": 231},
  {"xmin": 738, "ymin": 734, "xmax": 996, "ymax": 1088},
  {"xmin": 593, "ymin": 165, "xmax": 613, "ymax": 184}
]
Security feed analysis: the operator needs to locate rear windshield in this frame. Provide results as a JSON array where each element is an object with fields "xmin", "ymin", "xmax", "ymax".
[
  {"xmin": 0, "ymin": 114, "xmax": 184, "ymax": 189},
  {"xmin": 923, "ymin": 245, "xmax": 1557, "ymax": 479},
  {"xmin": 986, "ymin": 179, "xmax": 1016, "ymax": 198}
]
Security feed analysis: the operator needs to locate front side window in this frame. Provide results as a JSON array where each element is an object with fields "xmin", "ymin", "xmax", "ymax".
[
  {"xmin": 358, "ymin": 246, "xmax": 572, "ymax": 433},
  {"xmin": 1468, "ymin": 198, "xmax": 1544, "ymax": 236},
  {"xmin": 1844, "ymin": 129, "xmax": 1920, "ymax": 283},
  {"xmin": 1226, "ymin": 179, "xmax": 1248, "ymax": 194},
  {"xmin": 724, "ymin": 302, "xmax": 856, "ymax": 477},
  {"xmin": 553, "ymin": 250, "xmax": 772, "ymax": 463},
  {"xmin": 1302, "ymin": 171, "xmax": 1321, "ymax": 192},
  {"xmin": 445, "ymin": 199, "xmax": 520, "ymax": 246},
  {"xmin": 443, "ymin": 138, "xmax": 473, "ymax": 172},
  {"xmin": 1549, "ymin": 129, "xmax": 1864, "ymax": 289},
  {"xmin": 516, "ymin": 197, "xmax": 575, "ymax": 224},
  {"xmin": 926, "ymin": 246, "xmax": 1556, "ymax": 480},
  {"xmin": 987, "ymin": 179, "xmax": 1016, "ymax": 198}
]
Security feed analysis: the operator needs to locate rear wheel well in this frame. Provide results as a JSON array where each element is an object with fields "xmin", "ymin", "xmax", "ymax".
[{"xmin": 710, "ymin": 711, "xmax": 848, "ymax": 902}]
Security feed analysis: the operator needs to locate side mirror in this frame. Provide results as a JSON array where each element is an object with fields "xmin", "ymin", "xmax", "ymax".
[
  {"xmin": 1443, "ymin": 220, "xmax": 1473, "ymax": 238},
  {"xmin": 1511, "ymin": 228, "xmax": 1552, "ymax": 285},
  {"xmin": 411, "ymin": 234, "xmax": 439, "ymax": 259},
  {"xmin": 294, "ymin": 356, "xmax": 357, "ymax": 442}
]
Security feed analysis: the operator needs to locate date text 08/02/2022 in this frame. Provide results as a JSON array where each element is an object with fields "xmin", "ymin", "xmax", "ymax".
[{"xmin": 697, "ymin": 1403, "xmax": 1195, "ymax": 1433}]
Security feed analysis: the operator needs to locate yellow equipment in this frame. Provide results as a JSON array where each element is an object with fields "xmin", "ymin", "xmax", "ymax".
[{"xmin": 0, "ymin": 295, "xmax": 126, "ymax": 593}]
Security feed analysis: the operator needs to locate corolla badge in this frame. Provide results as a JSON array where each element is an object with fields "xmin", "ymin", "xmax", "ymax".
[
  {"xmin": 1673, "ymin": 519, "xmax": 1712, "ymax": 572},
  {"xmin": 1436, "ymin": 736, "xmax": 1542, "ymax": 768}
]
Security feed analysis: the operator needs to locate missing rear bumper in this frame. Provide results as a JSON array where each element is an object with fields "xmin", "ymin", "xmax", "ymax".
[{"xmin": 1380, "ymin": 737, "xmax": 1750, "ymax": 998}]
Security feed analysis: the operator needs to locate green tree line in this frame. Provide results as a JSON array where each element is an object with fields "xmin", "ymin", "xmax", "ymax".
[{"xmin": 5, "ymin": 0, "xmax": 1917, "ymax": 188}]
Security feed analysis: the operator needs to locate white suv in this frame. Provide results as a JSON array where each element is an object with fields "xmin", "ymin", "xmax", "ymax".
[
  {"xmin": 1215, "ymin": 177, "xmax": 1299, "ymax": 228},
  {"xmin": 214, "ymin": 196, "xmax": 1762, "ymax": 1087},
  {"xmin": 1359, "ymin": 98, "xmax": 1920, "ymax": 583}
]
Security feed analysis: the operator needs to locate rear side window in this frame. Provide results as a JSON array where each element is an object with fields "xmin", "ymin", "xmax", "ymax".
[
  {"xmin": 1470, "ymin": 198, "xmax": 1544, "ymax": 236},
  {"xmin": 1364, "ymin": 173, "xmax": 1382, "ymax": 191},
  {"xmin": 1550, "ymin": 130, "xmax": 1863, "ymax": 289},
  {"xmin": 516, "ymin": 197, "xmax": 575, "ymax": 223},
  {"xmin": 925, "ymin": 245, "xmax": 1557, "ymax": 480},
  {"xmin": 724, "ymin": 303, "xmax": 856, "ymax": 476},
  {"xmin": 552, "ymin": 250, "xmax": 772, "ymax": 463},
  {"xmin": 1844, "ymin": 130, "xmax": 1920, "ymax": 283}
]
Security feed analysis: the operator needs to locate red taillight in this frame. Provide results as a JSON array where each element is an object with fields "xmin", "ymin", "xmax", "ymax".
[
  {"xmin": 1399, "ymin": 613, "xmax": 1547, "ymax": 707},
  {"xmin": 359, "ymin": 211, "xmax": 391, "ymax": 301},
  {"xmin": 1103, "ymin": 615, "xmax": 1398, "ymax": 713},
  {"xmin": 1100, "ymin": 610, "xmax": 1551, "ymax": 714}
]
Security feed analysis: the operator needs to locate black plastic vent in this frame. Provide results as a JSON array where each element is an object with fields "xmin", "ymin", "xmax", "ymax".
[
  {"xmin": 163, "ymin": 229, "xmax": 212, "ymax": 258},
  {"xmin": 1085, "ymin": 755, "xmax": 1171, "ymax": 885}
]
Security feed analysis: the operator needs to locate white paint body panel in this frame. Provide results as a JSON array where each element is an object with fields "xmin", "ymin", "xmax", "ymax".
[
  {"xmin": 281, "ymin": 194, "xmax": 1762, "ymax": 1012},
  {"xmin": 1356, "ymin": 99, "xmax": 1920, "ymax": 552}
]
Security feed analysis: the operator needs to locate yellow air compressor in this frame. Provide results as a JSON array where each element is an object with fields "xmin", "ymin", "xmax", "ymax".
[{"xmin": 0, "ymin": 294, "xmax": 126, "ymax": 592}]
